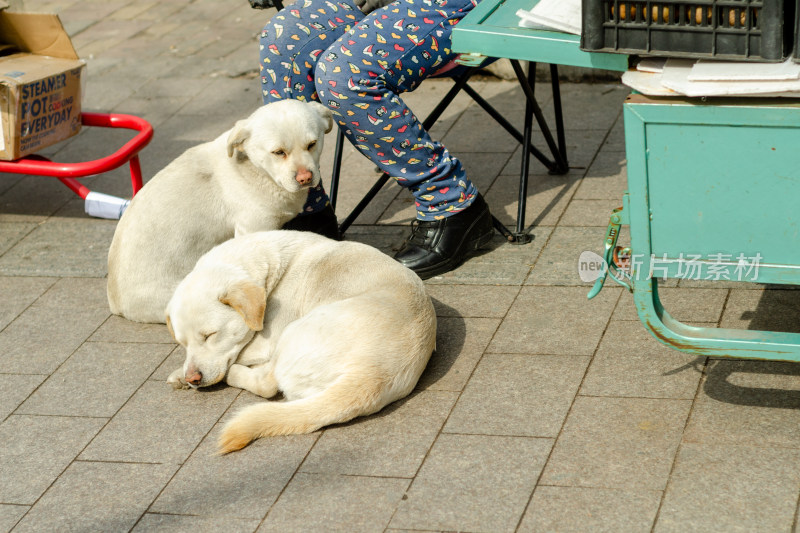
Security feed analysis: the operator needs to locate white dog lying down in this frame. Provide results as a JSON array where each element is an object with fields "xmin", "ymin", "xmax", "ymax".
[
  {"xmin": 165, "ymin": 230, "xmax": 437, "ymax": 454},
  {"xmin": 107, "ymin": 100, "xmax": 333, "ymax": 324}
]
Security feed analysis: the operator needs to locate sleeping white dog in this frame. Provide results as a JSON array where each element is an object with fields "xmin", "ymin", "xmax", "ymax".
[
  {"xmin": 164, "ymin": 230, "xmax": 437, "ymax": 454},
  {"xmin": 107, "ymin": 100, "xmax": 333, "ymax": 324}
]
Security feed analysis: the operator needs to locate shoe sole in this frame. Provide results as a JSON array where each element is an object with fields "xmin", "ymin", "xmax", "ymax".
[{"xmin": 413, "ymin": 209, "xmax": 495, "ymax": 280}]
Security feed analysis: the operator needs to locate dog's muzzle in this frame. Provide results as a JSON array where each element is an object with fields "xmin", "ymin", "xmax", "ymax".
[
  {"xmin": 185, "ymin": 367, "xmax": 203, "ymax": 388},
  {"xmin": 295, "ymin": 168, "xmax": 315, "ymax": 187}
]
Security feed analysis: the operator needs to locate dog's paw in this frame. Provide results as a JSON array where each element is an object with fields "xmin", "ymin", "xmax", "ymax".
[
  {"xmin": 226, "ymin": 363, "xmax": 279, "ymax": 398},
  {"xmin": 225, "ymin": 364, "xmax": 249, "ymax": 390},
  {"xmin": 167, "ymin": 368, "xmax": 190, "ymax": 390}
]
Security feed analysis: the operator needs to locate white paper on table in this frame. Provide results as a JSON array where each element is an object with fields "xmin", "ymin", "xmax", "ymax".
[
  {"xmin": 688, "ymin": 57, "xmax": 800, "ymax": 81},
  {"xmin": 516, "ymin": 0, "xmax": 581, "ymax": 35},
  {"xmin": 636, "ymin": 58, "xmax": 667, "ymax": 73},
  {"xmin": 515, "ymin": 16, "xmax": 554, "ymax": 31},
  {"xmin": 661, "ymin": 58, "xmax": 800, "ymax": 96},
  {"xmin": 658, "ymin": 58, "xmax": 697, "ymax": 93},
  {"xmin": 621, "ymin": 69, "xmax": 680, "ymax": 96}
]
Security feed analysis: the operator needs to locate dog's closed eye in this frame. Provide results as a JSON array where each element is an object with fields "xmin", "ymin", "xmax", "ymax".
[
  {"xmin": 272, "ymin": 149, "xmax": 286, "ymax": 158},
  {"xmin": 307, "ymin": 141, "xmax": 317, "ymax": 151},
  {"xmin": 202, "ymin": 332, "xmax": 217, "ymax": 342}
]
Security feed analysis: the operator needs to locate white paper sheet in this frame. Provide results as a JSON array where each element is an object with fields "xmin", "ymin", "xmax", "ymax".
[
  {"xmin": 515, "ymin": 15, "xmax": 553, "ymax": 31},
  {"xmin": 661, "ymin": 58, "xmax": 800, "ymax": 96},
  {"xmin": 636, "ymin": 58, "xmax": 667, "ymax": 73},
  {"xmin": 689, "ymin": 57, "xmax": 800, "ymax": 81},
  {"xmin": 517, "ymin": 0, "xmax": 581, "ymax": 35},
  {"xmin": 621, "ymin": 70, "xmax": 680, "ymax": 96}
]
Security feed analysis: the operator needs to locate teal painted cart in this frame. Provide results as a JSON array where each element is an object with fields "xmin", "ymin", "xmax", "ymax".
[
  {"xmin": 451, "ymin": 0, "xmax": 800, "ymax": 361},
  {"xmin": 589, "ymin": 94, "xmax": 800, "ymax": 362}
]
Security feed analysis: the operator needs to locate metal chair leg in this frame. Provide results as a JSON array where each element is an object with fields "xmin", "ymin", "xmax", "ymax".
[
  {"xmin": 338, "ymin": 173, "xmax": 391, "ymax": 235},
  {"xmin": 328, "ymin": 129, "xmax": 345, "ymax": 211}
]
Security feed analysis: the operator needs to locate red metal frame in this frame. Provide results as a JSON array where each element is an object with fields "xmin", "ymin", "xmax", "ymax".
[{"xmin": 0, "ymin": 112, "xmax": 154, "ymax": 200}]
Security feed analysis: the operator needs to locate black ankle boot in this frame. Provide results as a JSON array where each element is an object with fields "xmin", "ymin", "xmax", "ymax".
[
  {"xmin": 394, "ymin": 194, "xmax": 494, "ymax": 279},
  {"xmin": 282, "ymin": 204, "xmax": 341, "ymax": 240}
]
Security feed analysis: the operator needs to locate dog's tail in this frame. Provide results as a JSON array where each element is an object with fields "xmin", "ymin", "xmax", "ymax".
[{"xmin": 218, "ymin": 373, "xmax": 388, "ymax": 454}]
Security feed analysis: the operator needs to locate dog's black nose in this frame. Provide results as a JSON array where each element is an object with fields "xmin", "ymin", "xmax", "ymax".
[{"xmin": 186, "ymin": 371, "xmax": 202, "ymax": 386}]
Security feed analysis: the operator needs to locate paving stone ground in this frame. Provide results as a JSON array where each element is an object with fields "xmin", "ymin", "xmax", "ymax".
[{"xmin": 2, "ymin": 1, "xmax": 800, "ymax": 531}]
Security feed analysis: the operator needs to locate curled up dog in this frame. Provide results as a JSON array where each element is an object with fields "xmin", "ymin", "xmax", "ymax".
[{"xmin": 164, "ymin": 230, "xmax": 437, "ymax": 454}]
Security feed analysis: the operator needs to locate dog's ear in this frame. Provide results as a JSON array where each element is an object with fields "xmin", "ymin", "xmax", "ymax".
[
  {"xmin": 165, "ymin": 314, "xmax": 176, "ymax": 342},
  {"xmin": 309, "ymin": 102, "xmax": 334, "ymax": 134},
  {"xmin": 220, "ymin": 281, "xmax": 266, "ymax": 331},
  {"xmin": 226, "ymin": 120, "xmax": 250, "ymax": 157}
]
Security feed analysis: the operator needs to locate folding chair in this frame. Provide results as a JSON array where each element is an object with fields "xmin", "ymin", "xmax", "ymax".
[
  {"xmin": 254, "ymin": 0, "xmax": 569, "ymax": 244},
  {"xmin": 328, "ymin": 59, "xmax": 568, "ymax": 244}
]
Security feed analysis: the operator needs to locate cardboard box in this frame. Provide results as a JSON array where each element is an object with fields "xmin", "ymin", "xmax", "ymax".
[{"xmin": 0, "ymin": 10, "xmax": 85, "ymax": 160}]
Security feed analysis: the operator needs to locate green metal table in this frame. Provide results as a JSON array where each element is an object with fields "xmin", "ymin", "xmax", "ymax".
[
  {"xmin": 451, "ymin": 0, "xmax": 627, "ymax": 242},
  {"xmin": 589, "ymin": 94, "xmax": 800, "ymax": 362},
  {"xmin": 452, "ymin": 0, "xmax": 627, "ymax": 70}
]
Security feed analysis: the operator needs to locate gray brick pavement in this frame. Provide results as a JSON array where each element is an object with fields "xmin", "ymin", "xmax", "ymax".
[{"xmin": 1, "ymin": 0, "xmax": 800, "ymax": 531}]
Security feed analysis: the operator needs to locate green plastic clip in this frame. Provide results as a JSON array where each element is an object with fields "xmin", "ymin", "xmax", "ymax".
[{"xmin": 587, "ymin": 206, "xmax": 632, "ymax": 299}]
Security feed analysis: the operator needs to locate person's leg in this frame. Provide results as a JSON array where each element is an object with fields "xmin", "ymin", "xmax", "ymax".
[
  {"xmin": 315, "ymin": 0, "xmax": 493, "ymax": 277},
  {"xmin": 259, "ymin": 0, "xmax": 362, "ymax": 103},
  {"xmin": 259, "ymin": 0, "xmax": 364, "ymax": 238}
]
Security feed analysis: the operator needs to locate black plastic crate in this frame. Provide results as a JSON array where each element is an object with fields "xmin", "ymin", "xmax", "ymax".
[
  {"xmin": 795, "ymin": 0, "xmax": 800, "ymax": 59},
  {"xmin": 581, "ymin": 0, "xmax": 796, "ymax": 61}
]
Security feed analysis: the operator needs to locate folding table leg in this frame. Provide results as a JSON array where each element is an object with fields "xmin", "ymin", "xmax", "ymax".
[
  {"xmin": 550, "ymin": 64, "xmax": 568, "ymax": 167},
  {"xmin": 510, "ymin": 59, "xmax": 568, "ymax": 173},
  {"xmin": 462, "ymin": 83, "xmax": 558, "ymax": 173},
  {"xmin": 513, "ymin": 61, "xmax": 535, "ymax": 244}
]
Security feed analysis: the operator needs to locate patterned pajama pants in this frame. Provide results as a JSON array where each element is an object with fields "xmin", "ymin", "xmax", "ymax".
[{"xmin": 259, "ymin": 0, "xmax": 480, "ymax": 220}]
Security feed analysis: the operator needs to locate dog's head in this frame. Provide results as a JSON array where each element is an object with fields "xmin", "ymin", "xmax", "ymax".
[
  {"xmin": 226, "ymin": 100, "xmax": 333, "ymax": 194},
  {"xmin": 165, "ymin": 266, "xmax": 267, "ymax": 388}
]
